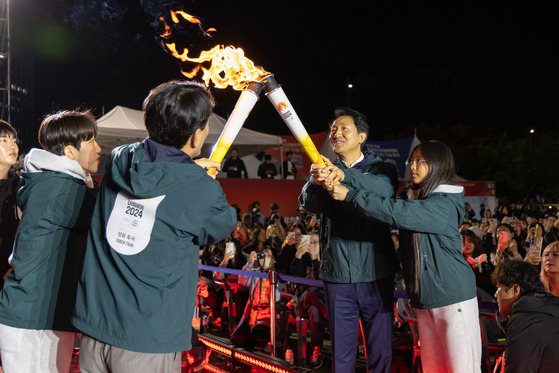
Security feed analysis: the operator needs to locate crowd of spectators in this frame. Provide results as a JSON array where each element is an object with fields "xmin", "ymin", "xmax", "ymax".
[{"xmin": 196, "ymin": 199, "xmax": 559, "ymax": 370}]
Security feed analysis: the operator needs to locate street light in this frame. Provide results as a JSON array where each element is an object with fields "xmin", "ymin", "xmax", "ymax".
[
  {"xmin": 346, "ymin": 82, "xmax": 353, "ymax": 106},
  {"xmin": 529, "ymin": 128, "xmax": 535, "ymax": 152}
]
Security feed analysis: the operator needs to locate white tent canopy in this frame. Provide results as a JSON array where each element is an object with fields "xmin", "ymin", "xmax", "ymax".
[{"xmin": 96, "ymin": 105, "xmax": 282, "ymax": 159}]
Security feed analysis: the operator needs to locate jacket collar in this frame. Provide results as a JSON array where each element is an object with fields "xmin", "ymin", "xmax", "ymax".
[{"xmin": 142, "ymin": 138, "xmax": 194, "ymax": 164}]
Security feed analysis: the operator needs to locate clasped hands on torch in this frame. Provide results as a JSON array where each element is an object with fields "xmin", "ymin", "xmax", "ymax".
[{"xmin": 310, "ymin": 155, "xmax": 350, "ymax": 201}]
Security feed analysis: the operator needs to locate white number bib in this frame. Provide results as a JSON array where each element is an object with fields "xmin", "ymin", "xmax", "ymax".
[{"xmin": 106, "ymin": 191, "xmax": 166, "ymax": 255}]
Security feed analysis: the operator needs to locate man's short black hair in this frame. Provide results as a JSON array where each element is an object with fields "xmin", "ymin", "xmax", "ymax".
[
  {"xmin": 39, "ymin": 110, "xmax": 98, "ymax": 155},
  {"xmin": 492, "ymin": 260, "xmax": 541, "ymax": 295},
  {"xmin": 331, "ymin": 106, "xmax": 369, "ymax": 138},
  {"xmin": 143, "ymin": 80, "xmax": 215, "ymax": 150}
]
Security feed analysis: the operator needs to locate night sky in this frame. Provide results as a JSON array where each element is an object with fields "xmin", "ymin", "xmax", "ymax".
[{"xmin": 10, "ymin": 0, "xmax": 559, "ymax": 141}]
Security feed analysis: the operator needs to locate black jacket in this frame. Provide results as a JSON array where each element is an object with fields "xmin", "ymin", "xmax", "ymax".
[{"xmin": 505, "ymin": 292, "xmax": 559, "ymax": 373}]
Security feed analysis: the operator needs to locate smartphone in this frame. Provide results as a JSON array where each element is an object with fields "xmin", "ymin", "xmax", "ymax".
[
  {"xmin": 225, "ymin": 242, "xmax": 235, "ymax": 257},
  {"xmin": 510, "ymin": 217, "xmax": 516, "ymax": 223},
  {"xmin": 275, "ymin": 218, "xmax": 281, "ymax": 228},
  {"xmin": 530, "ymin": 236, "xmax": 543, "ymax": 253},
  {"xmin": 301, "ymin": 235, "xmax": 311, "ymax": 246},
  {"xmin": 497, "ymin": 231, "xmax": 508, "ymax": 253},
  {"xmin": 288, "ymin": 232, "xmax": 296, "ymax": 241}
]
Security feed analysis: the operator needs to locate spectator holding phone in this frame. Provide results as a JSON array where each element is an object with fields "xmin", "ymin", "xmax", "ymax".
[
  {"xmin": 461, "ymin": 228, "xmax": 496, "ymax": 296},
  {"xmin": 290, "ymin": 233, "xmax": 327, "ymax": 369},
  {"xmin": 230, "ymin": 247, "xmax": 286, "ymax": 351},
  {"xmin": 326, "ymin": 140, "xmax": 480, "ymax": 372},
  {"xmin": 543, "ymin": 217, "xmax": 559, "ymax": 249},
  {"xmin": 276, "ymin": 223, "xmax": 307, "ymax": 275},
  {"xmin": 493, "ymin": 223, "xmax": 523, "ymax": 265}
]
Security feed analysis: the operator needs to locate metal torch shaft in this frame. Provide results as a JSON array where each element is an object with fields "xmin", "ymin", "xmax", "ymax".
[
  {"xmin": 261, "ymin": 74, "xmax": 326, "ymax": 167},
  {"xmin": 206, "ymin": 81, "xmax": 263, "ymax": 175}
]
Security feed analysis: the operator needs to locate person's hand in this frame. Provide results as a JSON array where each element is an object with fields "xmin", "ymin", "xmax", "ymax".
[
  {"xmin": 195, "ymin": 158, "xmax": 221, "ymax": 179},
  {"xmin": 295, "ymin": 243, "xmax": 309, "ymax": 259},
  {"xmin": 495, "ymin": 251, "xmax": 504, "ymax": 264},
  {"xmin": 310, "ymin": 163, "xmax": 327, "ymax": 186},
  {"xmin": 488, "ymin": 218, "xmax": 499, "ymax": 234},
  {"xmin": 322, "ymin": 157, "xmax": 345, "ymax": 188},
  {"xmin": 223, "ymin": 250, "xmax": 234, "ymax": 263},
  {"xmin": 249, "ymin": 251, "xmax": 258, "ymax": 264},
  {"xmin": 525, "ymin": 251, "xmax": 542, "ymax": 265},
  {"xmin": 309, "ymin": 241, "xmax": 320, "ymax": 260},
  {"xmin": 508, "ymin": 238, "xmax": 519, "ymax": 256},
  {"xmin": 328, "ymin": 184, "xmax": 350, "ymax": 201}
]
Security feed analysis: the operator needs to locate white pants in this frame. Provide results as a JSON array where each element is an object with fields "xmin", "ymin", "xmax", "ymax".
[
  {"xmin": 415, "ymin": 297, "xmax": 481, "ymax": 373},
  {"xmin": 0, "ymin": 323, "xmax": 75, "ymax": 373}
]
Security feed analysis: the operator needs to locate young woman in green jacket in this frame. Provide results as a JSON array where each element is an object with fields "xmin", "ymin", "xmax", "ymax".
[{"xmin": 324, "ymin": 141, "xmax": 481, "ymax": 373}]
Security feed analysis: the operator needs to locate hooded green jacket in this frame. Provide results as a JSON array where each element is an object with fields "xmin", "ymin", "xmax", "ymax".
[
  {"xmin": 345, "ymin": 184, "xmax": 476, "ymax": 309},
  {"xmin": 299, "ymin": 151, "xmax": 400, "ymax": 283},
  {"xmin": 0, "ymin": 149, "xmax": 95, "ymax": 331},
  {"xmin": 72, "ymin": 142, "xmax": 236, "ymax": 353}
]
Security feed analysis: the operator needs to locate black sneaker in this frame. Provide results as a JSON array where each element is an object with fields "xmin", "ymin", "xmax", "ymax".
[{"xmin": 309, "ymin": 346, "xmax": 324, "ymax": 369}]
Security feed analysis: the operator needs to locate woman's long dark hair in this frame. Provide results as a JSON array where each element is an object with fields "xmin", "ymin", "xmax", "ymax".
[
  {"xmin": 414, "ymin": 141, "xmax": 457, "ymax": 199},
  {"xmin": 409, "ymin": 141, "xmax": 458, "ymax": 297}
]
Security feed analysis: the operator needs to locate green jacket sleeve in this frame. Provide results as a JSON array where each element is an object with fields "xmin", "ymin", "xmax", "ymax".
[
  {"xmin": 342, "ymin": 162, "xmax": 399, "ymax": 198},
  {"xmin": 299, "ymin": 178, "xmax": 331, "ymax": 214},
  {"xmin": 345, "ymin": 189, "xmax": 454, "ymax": 235},
  {"xmin": 198, "ymin": 182, "xmax": 237, "ymax": 245}
]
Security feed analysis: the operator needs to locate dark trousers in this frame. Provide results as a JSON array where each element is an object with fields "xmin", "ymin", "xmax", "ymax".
[{"xmin": 324, "ymin": 276, "xmax": 394, "ymax": 373}]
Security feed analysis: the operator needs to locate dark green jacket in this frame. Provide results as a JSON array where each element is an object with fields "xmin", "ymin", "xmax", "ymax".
[
  {"xmin": 345, "ymin": 184, "xmax": 476, "ymax": 309},
  {"xmin": 299, "ymin": 151, "xmax": 400, "ymax": 283},
  {"xmin": 72, "ymin": 142, "xmax": 236, "ymax": 353},
  {"xmin": 0, "ymin": 151, "xmax": 95, "ymax": 331}
]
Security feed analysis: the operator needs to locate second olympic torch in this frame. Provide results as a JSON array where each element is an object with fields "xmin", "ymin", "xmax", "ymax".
[
  {"xmin": 261, "ymin": 74, "xmax": 325, "ymax": 167},
  {"xmin": 206, "ymin": 81, "xmax": 263, "ymax": 174}
]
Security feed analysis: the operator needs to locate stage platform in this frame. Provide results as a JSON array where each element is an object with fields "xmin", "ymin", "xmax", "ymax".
[{"xmin": 69, "ymin": 324, "xmax": 414, "ymax": 372}]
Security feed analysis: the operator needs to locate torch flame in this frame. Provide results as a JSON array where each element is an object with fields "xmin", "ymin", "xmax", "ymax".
[
  {"xmin": 159, "ymin": 17, "xmax": 172, "ymax": 39},
  {"xmin": 170, "ymin": 10, "xmax": 216, "ymax": 38},
  {"xmin": 161, "ymin": 10, "xmax": 269, "ymax": 90}
]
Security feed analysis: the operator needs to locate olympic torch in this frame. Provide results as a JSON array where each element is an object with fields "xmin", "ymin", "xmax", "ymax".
[
  {"xmin": 206, "ymin": 81, "xmax": 263, "ymax": 174},
  {"xmin": 261, "ymin": 74, "xmax": 325, "ymax": 167}
]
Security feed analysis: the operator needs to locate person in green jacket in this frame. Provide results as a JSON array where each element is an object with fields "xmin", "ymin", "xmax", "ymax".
[
  {"xmin": 0, "ymin": 111, "xmax": 101, "ymax": 373},
  {"xmin": 299, "ymin": 107, "xmax": 400, "ymax": 372},
  {"xmin": 72, "ymin": 80, "xmax": 237, "ymax": 373},
  {"xmin": 326, "ymin": 140, "xmax": 481, "ymax": 372}
]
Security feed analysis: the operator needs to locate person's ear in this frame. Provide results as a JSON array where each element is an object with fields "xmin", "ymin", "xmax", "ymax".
[
  {"xmin": 358, "ymin": 132, "xmax": 367, "ymax": 145},
  {"xmin": 511, "ymin": 284, "xmax": 521, "ymax": 296},
  {"xmin": 63, "ymin": 145, "xmax": 79, "ymax": 160},
  {"xmin": 192, "ymin": 128, "xmax": 205, "ymax": 149}
]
